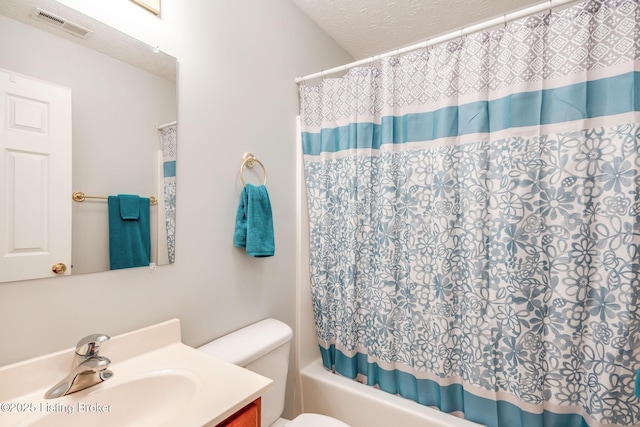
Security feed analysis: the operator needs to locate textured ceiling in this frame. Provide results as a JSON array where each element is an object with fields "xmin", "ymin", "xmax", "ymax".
[
  {"xmin": 0, "ymin": 0, "xmax": 175, "ymax": 81},
  {"xmin": 292, "ymin": 0, "xmax": 548, "ymax": 59}
]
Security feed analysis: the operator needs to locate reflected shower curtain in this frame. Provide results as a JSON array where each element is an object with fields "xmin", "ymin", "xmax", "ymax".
[
  {"xmin": 158, "ymin": 123, "xmax": 177, "ymax": 263},
  {"xmin": 299, "ymin": 1, "xmax": 640, "ymax": 426}
]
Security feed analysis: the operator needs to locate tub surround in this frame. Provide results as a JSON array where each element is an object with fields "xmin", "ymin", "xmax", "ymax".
[
  {"xmin": 0, "ymin": 319, "xmax": 272, "ymax": 426},
  {"xmin": 300, "ymin": 359, "xmax": 483, "ymax": 427}
]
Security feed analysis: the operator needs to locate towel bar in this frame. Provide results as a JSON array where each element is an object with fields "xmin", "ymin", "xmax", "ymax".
[
  {"xmin": 240, "ymin": 153, "xmax": 267, "ymax": 186},
  {"xmin": 72, "ymin": 191, "xmax": 157, "ymax": 206}
]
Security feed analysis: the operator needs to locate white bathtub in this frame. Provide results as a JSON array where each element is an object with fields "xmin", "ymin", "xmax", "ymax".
[{"xmin": 299, "ymin": 359, "xmax": 484, "ymax": 427}]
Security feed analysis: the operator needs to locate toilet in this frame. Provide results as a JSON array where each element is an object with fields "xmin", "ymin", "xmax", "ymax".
[{"xmin": 198, "ymin": 318, "xmax": 350, "ymax": 427}]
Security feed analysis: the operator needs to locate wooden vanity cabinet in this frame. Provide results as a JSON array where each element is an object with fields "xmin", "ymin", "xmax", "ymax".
[{"xmin": 216, "ymin": 398, "xmax": 261, "ymax": 427}]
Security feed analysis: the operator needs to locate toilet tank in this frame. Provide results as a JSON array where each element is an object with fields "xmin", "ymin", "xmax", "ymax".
[{"xmin": 198, "ymin": 319, "xmax": 293, "ymax": 427}]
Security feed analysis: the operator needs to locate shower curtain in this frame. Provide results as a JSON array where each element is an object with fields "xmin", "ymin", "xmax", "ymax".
[
  {"xmin": 299, "ymin": 1, "xmax": 640, "ymax": 426},
  {"xmin": 158, "ymin": 123, "xmax": 177, "ymax": 264}
]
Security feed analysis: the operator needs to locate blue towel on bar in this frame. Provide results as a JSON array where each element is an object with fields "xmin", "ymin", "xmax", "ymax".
[
  {"xmin": 636, "ymin": 370, "xmax": 640, "ymax": 398},
  {"xmin": 234, "ymin": 184, "xmax": 275, "ymax": 257},
  {"xmin": 108, "ymin": 194, "xmax": 151, "ymax": 270}
]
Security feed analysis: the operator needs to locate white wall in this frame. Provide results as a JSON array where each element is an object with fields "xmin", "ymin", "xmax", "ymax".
[{"xmin": 0, "ymin": 0, "xmax": 352, "ymax": 419}]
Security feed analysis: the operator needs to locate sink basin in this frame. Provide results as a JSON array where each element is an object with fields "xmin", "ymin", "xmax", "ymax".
[
  {"xmin": 18, "ymin": 370, "xmax": 198, "ymax": 427},
  {"xmin": 0, "ymin": 319, "xmax": 273, "ymax": 427}
]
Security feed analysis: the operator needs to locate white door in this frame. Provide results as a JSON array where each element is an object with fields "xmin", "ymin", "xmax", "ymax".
[{"xmin": 0, "ymin": 69, "xmax": 72, "ymax": 282}]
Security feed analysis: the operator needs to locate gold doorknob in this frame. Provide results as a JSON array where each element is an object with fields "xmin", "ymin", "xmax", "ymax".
[{"xmin": 52, "ymin": 263, "xmax": 67, "ymax": 274}]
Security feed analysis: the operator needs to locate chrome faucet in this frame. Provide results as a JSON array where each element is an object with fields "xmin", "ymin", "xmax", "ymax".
[{"xmin": 44, "ymin": 334, "xmax": 113, "ymax": 399}]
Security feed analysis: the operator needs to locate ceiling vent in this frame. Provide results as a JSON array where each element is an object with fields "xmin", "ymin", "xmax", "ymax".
[{"xmin": 31, "ymin": 8, "xmax": 93, "ymax": 39}]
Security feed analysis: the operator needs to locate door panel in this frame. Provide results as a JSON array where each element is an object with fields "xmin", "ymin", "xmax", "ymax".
[{"xmin": 0, "ymin": 69, "xmax": 72, "ymax": 282}]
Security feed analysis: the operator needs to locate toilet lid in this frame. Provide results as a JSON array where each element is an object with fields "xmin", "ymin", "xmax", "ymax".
[{"xmin": 287, "ymin": 413, "xmax": 350, "ymax": 427}]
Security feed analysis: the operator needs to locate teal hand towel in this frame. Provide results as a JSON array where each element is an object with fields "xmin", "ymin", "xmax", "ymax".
[
  {"xmin": 108, "ymin": 195, "xmax": 151, "ymax": 270},
  {"xmin": 636, "ymin": 370, "xmax": 640, "ymax": 398},
  {"xmin": 119, "ymin": 194, "xmax": 140, "ymax": 219},
  {"xmin": 234, "ymin": 184, "xmax": 275, "ymax": 257}
]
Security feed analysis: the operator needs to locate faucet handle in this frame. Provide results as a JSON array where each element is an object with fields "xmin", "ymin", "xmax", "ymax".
[
  {"xmin": 75, "ymin": 334, "xmax": 110, "ymax": 357},
  {"xmin": 79, "ymin": 355, "xmax": 111, "ymax": 371}
]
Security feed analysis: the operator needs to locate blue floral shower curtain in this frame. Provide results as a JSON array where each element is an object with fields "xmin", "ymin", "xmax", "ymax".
[
  {"xmin": 158, "ymin": 123, "xmax": 177, "ymax": 263},
  {"xmin": 299, "ymin": 1, "xmax": 640, "ymax": 426}
]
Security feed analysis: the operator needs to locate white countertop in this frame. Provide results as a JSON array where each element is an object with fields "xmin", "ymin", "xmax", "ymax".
[{"xmin": 0, "ymin": 319, "xmax": 273, "ymax": 426}]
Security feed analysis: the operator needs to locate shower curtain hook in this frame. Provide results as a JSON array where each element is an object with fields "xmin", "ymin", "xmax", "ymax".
[{"xmin": 460, "ymin": 27, "xmax": 467, "ymax": 43}]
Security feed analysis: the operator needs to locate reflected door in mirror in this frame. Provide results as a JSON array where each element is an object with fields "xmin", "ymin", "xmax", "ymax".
[{"xmin": 0, "ymin": 70, "xmax": 72, "ymax": 282}]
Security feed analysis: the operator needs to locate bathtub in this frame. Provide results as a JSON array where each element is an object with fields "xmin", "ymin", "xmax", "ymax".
[{"xmin": 299, "ymin": 359, "xmax": 484, "ymax": 427}]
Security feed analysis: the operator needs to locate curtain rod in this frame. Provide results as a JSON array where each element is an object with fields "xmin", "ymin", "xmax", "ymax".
[
  {"xmin": 295, "ymin": 0, "xmax": 581, "ymax": 84},
  {"xmin": 157, "ymin": 121, "xmax": 177, "ymax": 130}
]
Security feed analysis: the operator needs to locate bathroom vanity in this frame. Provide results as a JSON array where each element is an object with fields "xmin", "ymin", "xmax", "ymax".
[
  {"xmin": 215, "ymin": 398, "xmax": 260, "ymax": 427},
  {"xmin": 0, "ymin": 319, "xmax": 272, "ymax": 426}
]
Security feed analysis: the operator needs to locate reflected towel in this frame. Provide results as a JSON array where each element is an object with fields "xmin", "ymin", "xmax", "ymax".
[
  {"xmin": 234, "ymin": 184, "xmax": 275, "ymax": 257},
  {"xmin": 119, "ymin": 194, "xmax": 140, "ymax": 219},
  {"xmin": 108, "ymin": 195, "xmax": 151, "ymax": 270}
]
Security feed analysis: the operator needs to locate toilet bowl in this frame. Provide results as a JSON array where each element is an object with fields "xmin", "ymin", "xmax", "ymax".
[
  {"xmin": 285, "ymin": 413, "xmax": 350, "ymax": 426},
  {"xmin": 197, "ymin": 319, "xmax": 350, "ymax": 427}
]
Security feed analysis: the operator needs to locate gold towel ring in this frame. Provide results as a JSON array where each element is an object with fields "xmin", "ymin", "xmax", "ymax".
[{"xmin": 240, "ymin": 152, "xmax": 267, "ymax": 186}]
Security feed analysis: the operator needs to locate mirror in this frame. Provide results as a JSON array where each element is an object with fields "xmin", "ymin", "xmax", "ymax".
[{"xmin": 0, "ymin": 0, "xmax": 177, "ymax": 279}]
